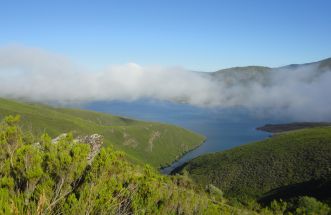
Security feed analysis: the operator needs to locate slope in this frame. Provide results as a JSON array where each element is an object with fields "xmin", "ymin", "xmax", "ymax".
[
  {"xmin": 175, "ymin": 127, "xmax": 331, "ymax": 203},
  {"xmin": 0, "ymin": 116, "xmax": 246, "ymax": 214},
  {"xmin": 0, "ymin": 97, "xmax": 205, "ymax": 167}
]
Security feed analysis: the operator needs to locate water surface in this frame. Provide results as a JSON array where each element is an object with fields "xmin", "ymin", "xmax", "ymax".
[{"xmin": 83, "ymin": 100, "xmax": 277, "ymax": 174}]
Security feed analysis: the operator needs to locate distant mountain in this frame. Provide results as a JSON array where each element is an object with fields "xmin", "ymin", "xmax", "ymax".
[
  {"xmin": 318, "ymin": 57, "xmax": 331, "ymax": 70},
  {"xmin": 209, "ymin": 57, "xmax": 331, "ymax": 86},
  {"xmin": 210, "ymin": 66, "xmax": 272, "ymax": 86},
  {"xmin": 213, "ymin": 57, "xmax": 331, "ymax": 74},
  {"xmin": 214, "ymin": 65, "xmax": 271, "ymax": 74}
]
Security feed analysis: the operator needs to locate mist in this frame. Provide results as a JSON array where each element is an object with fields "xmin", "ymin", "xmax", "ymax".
[{"xmin": 0, "ymin": 45, "xmax": 330, "ymax": 121}]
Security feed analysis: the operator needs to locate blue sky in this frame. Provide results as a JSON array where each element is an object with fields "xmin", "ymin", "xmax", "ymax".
[{"xmin": 1, "ymin": 0, "xmax": 331, "ymax": 71}]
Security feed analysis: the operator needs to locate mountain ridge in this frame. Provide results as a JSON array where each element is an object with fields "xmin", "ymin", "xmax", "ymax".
[{"xmin": 212, "ymin": 57, "xmax": 331, "ymax": 74}]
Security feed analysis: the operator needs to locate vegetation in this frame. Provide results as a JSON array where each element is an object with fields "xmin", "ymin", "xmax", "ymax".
[
  {"xmin": 2, "ymin": 98, "xmax": 331, "ymax": 214},
  {"xmin": 0, "ymin": 115, "xmax": 254, "ymax": 214},
  {"xmin": 175, "ymin": 127, "xmax": 331, "ymax": 206},
  {"xmin": 257, "ymin": 122, "xmax": 331, "ymax": 133},
  {"xmin": 1, "ymin": 115, "xmax": 329, "ymax": 214},
  {"xmin": 0, "ymin": 98, "xmax": 205, "ymax": 167},
  {"xmin": 294, "ymin": 196, "xmax": 330, "ymax": 215}
]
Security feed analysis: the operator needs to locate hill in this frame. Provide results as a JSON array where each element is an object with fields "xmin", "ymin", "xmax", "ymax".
[
  {"xmin": 210, "ymin": 57, "xmax": 331, "ymax": 86},
  {"xmin": 211, "ymin": 66, "xmax": 272, "ymax": 86},
  {"xmin": 0, "ymin": 115, "xmax": 244, "ymax": 214},
  {"xmin": 1, "ymin": 115, "xmax": 330, "ymax": 214},
  {"xmin": 175, "ymin": 127, "xmax": 331, "ymax": 204},
  {"xmin": 0, "ymin": 98, "xmax": 205, "ymax": 168}
]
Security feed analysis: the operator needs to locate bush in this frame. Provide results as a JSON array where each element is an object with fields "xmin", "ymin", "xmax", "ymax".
[
  {"xmin": 0, "ymin": 115, "xmax": 239, "ymax": 214},
  {"xmin": 295, "ymin": 196, "xmax": 330, "ymax": 215}
]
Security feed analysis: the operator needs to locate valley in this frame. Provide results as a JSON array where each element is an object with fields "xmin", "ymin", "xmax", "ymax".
[
  {"xmin": 2, "ymin": 1, "xmax": 331, "ymax": 213},
  {"xmin": 1, "ymin": 57, "xmax": 331, "ymax": 214}
]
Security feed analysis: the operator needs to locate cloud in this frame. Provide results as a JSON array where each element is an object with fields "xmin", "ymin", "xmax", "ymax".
[{"xmin": 0, "ymin": 45, "xmax": 330, "ymax": 121}]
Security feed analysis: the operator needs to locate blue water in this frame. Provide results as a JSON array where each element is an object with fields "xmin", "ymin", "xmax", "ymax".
[{"xmin": 83, "ymin": 100, "xmax": 277, "ymax": 174}]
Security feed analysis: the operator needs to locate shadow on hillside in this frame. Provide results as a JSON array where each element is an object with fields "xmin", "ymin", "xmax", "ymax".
[{"xmin": 258, "ymin": 178, "xmax": 331, "ymax": 205}]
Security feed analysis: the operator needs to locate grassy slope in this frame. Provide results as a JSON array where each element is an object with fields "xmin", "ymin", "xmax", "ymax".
[
  {"xmin": 0, "ymin": 98, "xmax": 204, "ymax": 167},
  {"xmin": 176, "ymin": 127, "xmax": 331, "ymax": 201},
  {"xmin": 0, "ymin": 116, "xmax": 253, "ymax": 214}
]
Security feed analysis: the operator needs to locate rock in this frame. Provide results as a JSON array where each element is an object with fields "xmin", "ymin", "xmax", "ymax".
[
  {"xmin": 51, "ymin": 133, "xmax": 68, "ymax": 144},
  {"xmin": 76, "ymin": 134, "xmax": 104, "ymax": 164},
  {"xmin": 51, "ymin": 133, "xmax": 104, "ymax": 165}
]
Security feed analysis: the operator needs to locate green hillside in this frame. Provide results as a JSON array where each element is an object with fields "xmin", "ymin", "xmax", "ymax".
[
  {"xmin": 176, "ymin": 127, "xmax": 331, "ymax": 204},
  {"xmin": 0, "ymin": 115, "xmax": 247, "ymax": 214},
  {"xmin": 1, "ymin": 113, "xmax": 330, "ymax": 214},
  {"xmin": 0, "ymin": 98, "xmax": 204, "ymax": 167}
]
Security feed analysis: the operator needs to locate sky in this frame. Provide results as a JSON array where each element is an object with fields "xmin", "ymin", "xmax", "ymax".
[{"xmin": 1, "ymin": 0, "xmax": 331, "ymax": 71}]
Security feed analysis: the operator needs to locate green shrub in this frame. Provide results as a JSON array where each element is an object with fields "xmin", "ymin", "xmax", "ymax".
[
  {"xmin": 295, "ymin": 196, "xmax": 330, "ymax": 215},
  {"xmin": 0, "ymin": 115, "xmax": 242, "ymax": 214}
]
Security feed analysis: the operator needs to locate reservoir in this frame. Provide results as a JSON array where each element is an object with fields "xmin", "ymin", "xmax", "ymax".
[{"xmin": 84, "ymin": 100, "xmax": 276, "ymax": 173}]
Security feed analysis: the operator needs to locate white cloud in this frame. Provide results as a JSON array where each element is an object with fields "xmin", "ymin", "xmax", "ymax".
[{"xmin": 0, "ymin": 45, "xmax": 330, "ymax": 121}]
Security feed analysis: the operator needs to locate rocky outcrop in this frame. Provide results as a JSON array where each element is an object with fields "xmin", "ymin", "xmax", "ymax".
[
  {"xmin": 51, "ymin": 133, "xmax": 104, "ymax": 165},
  {"xmin": 51, "ymin": 133, "xmax": 68, "ymax": 144},
  {"xmin": 76, "ymin": 134, "xmax": 103, "ymax": 164}
]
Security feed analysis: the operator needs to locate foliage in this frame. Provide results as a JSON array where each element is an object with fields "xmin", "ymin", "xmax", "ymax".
[
  {"xmin": 294, "ymin": 196, "xmax": 330, "ymax": 215},
  {"xmin": 1, "ymin": 115, "xmax": 327, "ymax": 214},
  {"xmin": 176, "ymin": 127, "xmax": 331, "ymax": 204},
  {"xmin": 0, "ymin": 115, "xmax": 246, "ymax": 215}
]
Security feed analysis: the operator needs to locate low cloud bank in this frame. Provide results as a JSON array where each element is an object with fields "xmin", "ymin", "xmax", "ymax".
[{"xmin": 0, "ymin": 45, "xmax": 330, "ymax": 121}]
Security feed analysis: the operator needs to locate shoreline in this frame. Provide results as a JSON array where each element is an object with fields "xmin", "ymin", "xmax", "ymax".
[
  {"xmin": 160, "ymin": 124, "xmax": 273, "ymax": 175},
  {"xmin": 160, "ymin": 122, "xmax": 311, "ymax": 175},
  {"xmin": 164, "ymin": 125, "xmax": 274, "ymax": 175},
  {"xmin": 256, "ymin": 122, "xmax": 331, "ymax": 134},
  {"xmin": 159, "ymin": 138, "xmax": 207, "ymax": 175}
]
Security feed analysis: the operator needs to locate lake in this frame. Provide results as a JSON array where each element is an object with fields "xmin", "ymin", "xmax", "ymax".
[{"xmin": 83, "ymin": 100, "xmax": 278, "ymax": 174}]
